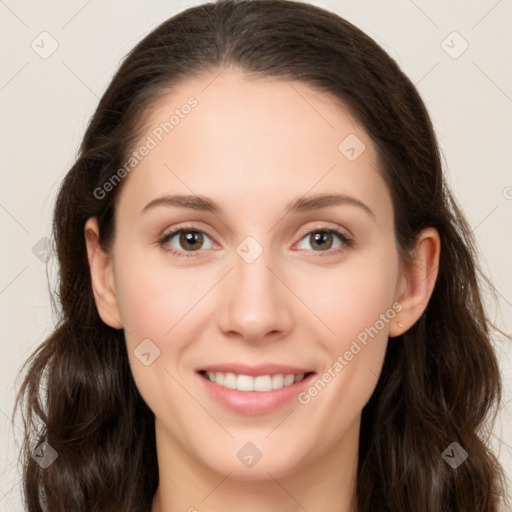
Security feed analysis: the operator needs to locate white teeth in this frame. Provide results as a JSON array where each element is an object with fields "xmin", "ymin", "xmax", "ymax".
[
  {"xmin": 254, "ymin": 375, "xmax": 272, "ymax": 391},
  {"xmin": 204, "ymin": 371, "xmax": 307, "ymax": 391},
  {"xmin": 223, "ymin": 372, "xmax": 237, "ymax": 390},
  {"xmin": 271, "ymin": 374, "xmax": 284, "ymax": 389},
  {"xmin": 283, "ymin": 374, "xmax": 295, "ymax": 386},
  {"xmin": 236, "ymin": 374, "xmax": 254, "ymax": 391}
]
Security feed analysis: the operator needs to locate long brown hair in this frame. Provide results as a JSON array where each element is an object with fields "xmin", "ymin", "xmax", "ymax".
[{"xmin": 14, "ymin": 1, "xmax": 508, "ymax": 510}]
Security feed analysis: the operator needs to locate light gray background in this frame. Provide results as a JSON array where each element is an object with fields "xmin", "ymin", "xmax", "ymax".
[{"xmin": 1, "ymin": 1, "xmax": 511, "ymax": 510}]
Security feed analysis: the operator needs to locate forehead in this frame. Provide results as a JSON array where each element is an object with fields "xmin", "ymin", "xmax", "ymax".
[{"xmin": 116, "ymin": 68, "xmax": 391, "ymax": 224}]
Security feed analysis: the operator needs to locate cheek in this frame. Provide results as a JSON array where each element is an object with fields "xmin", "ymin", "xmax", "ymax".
[
  {"xmin": 112, "ymin": 254, "xmax": 214, "ymax": 406},
  {"xmin": 309, "ymin": 247, "xmax": 399, "ymax": 342},
  {"xmin": 114, "ymin": 256, "xmax": 206, "ymax": 345},
  {"xmin": 113, "ymin": 258, "xmax": 199, "ymax": 421},
  {"xmin": 304, "ymin": 247, "xmax": 399, "ymax": 401}
]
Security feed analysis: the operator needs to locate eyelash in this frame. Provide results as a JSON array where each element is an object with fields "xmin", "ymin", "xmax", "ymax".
[{"xmin": 157, "ymin": 224, "xmax": 354, "ymax": 258}]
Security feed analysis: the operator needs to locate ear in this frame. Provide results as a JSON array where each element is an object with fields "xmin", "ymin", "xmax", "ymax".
[
  {"xmin": 389, "ymin": 227, "xmax": 440, "ymax": 337},
  {"xmin": 84, "ymin": 217, "xmax": 123, "ymax": 329}
]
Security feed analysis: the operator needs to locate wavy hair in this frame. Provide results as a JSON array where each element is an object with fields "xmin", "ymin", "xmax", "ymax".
[{"xmin": 14, "ymin": 0, "xmax": 508, "ymax": 510}]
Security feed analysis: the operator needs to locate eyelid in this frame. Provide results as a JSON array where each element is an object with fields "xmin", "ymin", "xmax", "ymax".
[
  {"xmin": 292, "ymin": 225, "xmax": 353, "ymax": 255},
  {"xmin": 157, "ymin": 222, "xmax": 218, "ymax": 251},
  {"xmin": 294, "ymin": 221, "xmax": 353, "ymax": 241}
]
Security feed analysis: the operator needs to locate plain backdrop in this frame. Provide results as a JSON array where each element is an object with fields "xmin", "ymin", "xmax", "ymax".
[{"xmin": 1, "ymin": 1, "xmax": 511, "ymax": 510}]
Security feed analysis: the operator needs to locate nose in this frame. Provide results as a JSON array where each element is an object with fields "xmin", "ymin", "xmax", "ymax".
[{"xmin": 216, "ymin": 243, "xmax": 294, "ymax": 344}]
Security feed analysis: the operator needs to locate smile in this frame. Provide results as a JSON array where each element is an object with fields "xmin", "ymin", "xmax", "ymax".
[
  {"xmin": 202, "ymin": 371, "xmax": 309, "ymax": 391},
  {"xmin": 197, "ymin": 366, "xmax": 316, "ymax": 415}
]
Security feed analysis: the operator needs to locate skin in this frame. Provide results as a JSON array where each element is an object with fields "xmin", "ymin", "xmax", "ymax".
[{"xmin": 85, "ymin": 68, "xmax": 440, "ymax": 512}]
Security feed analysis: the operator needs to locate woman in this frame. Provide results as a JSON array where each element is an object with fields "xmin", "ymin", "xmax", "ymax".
[{"xmin": 14, "ymin": 0, "xmax": 508, "ymax": 510}]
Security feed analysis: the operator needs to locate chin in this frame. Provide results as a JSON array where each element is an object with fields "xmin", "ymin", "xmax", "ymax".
[{"xmin": 195, "ymin": 438, "xmax": 309, "ymax": 481}]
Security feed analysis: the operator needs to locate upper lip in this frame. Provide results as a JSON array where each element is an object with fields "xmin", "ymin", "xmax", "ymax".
[{"xmin": 197, "ymin": 363, "xmax": 315, "ymax": 377}]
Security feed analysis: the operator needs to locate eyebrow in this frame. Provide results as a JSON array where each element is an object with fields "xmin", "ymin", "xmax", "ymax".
[{"xmin": 141, "ymin": 192, "xmax": 375, "ymax": 219}]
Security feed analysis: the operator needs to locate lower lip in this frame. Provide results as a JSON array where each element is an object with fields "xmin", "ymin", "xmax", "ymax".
[{"xmin": 198, "ymin": 372, "xmax": 315, "ymax": 415}]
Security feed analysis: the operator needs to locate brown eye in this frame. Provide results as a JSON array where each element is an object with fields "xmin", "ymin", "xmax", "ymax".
[
  {"xmin": 295, "ymin": 228, "xmax": 353, "ymax": 255},
  {"xmin": 179, "ymin": 231, "xmax": 204, "ymax": 251},
  {"xmin": 309, "ymin": 231, "xmax": 334, "ymax": 251},
  {"xmin": 158, "ymin": 227, "xmax": 216, "ymax": 256}
]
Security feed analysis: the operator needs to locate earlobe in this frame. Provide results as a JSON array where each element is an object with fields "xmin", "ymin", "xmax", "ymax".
[
  {"xmin": 84, "ymin": 217, "xmax": 123, "ymax": 329},
  {"xmin": 389, "ymin": 227, "xmax": 441, "ymax": 337}
]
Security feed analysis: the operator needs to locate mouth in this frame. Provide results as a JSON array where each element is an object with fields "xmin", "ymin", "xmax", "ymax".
[
  {"xmin": 198, "ymin": 370, "xmax": 313, "ymax": 391},
  {"xmin": 196, "ymin": 364, "xmax": 316, "ymax": 415}
]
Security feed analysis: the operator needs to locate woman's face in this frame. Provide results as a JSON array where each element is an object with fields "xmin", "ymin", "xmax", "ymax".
[{"xmin": 92, "ymin": 69, "xmax": 408, "ymax": 480}]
